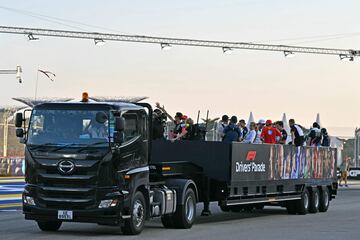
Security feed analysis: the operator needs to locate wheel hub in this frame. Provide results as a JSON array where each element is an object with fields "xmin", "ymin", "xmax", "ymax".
[
  {"xmin": 132, "ymin": 200, "xmax": 144, "ymax": 228},
  {"xmin": 185, "ymin": 196, "xmax": 194, "ymax": 222}
]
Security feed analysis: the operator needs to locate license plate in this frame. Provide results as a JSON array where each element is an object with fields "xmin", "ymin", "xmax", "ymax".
[{"xmin": 58, "ymin": 210, "xmax": 73, "ymax": 220}]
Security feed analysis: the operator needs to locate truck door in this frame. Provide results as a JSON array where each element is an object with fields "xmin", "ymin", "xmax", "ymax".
[{"xmin": 118, "ymin": 110, "xmax": 148, "ymax": 170}]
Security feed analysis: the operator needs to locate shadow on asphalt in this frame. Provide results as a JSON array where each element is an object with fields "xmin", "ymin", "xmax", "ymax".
[{"xmin": 39, "ymin": 207, "xmax": 289, "ymax": 236}]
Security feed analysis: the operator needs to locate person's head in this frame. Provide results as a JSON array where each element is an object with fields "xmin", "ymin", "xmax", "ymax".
[
  {"xmin": 239, "ymin": 119, "xmax": 246, "ymax": 128},
  {"xmin": 258, "ymin": 119, "xmax": 266, "ymax": 130},
  {"xmin": 289, "ymin": 119, "xmax": 295, "ymax": 127},
  {"xmin": 174, "ymin": 112, "xmax": 183, "ymax": 123},
  {"xmin": 321, "ymin": 128, "xmax": 328, "ymax": 135},
  {"xmin": 276, "ymin": 121, "xmax": 284, "ymax": 130},
  {"xmin": 186, "ymin": 118, "xmax": 194, "ymax": 125},
  {"xmin": 265, "ymin": 119, "xmax": 272, "ymax": 127},
  {"xmin": 249, "ymin": 122, "xmax": 256, "ymax": 130},
  {"xmin": 230, "ymin": 116, "xmax": 238, "ymax": 124},
  {"xmin": 221, "ymin": 115, "xmax": 229, "ymax": 123},
  {"xmin": 313, "ymin": 122, "xmax": 320, "ymax": 129}
]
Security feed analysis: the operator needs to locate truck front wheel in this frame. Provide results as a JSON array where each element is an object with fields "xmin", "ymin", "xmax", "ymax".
[
  {"xmin": 37, "ymin": 221, "xmax": 62, "ymax": 231},
  {"xmin": 122, "ymin": 191, "xmax": 146, "ymax": 235},
  {"xmin": 173, "ymin": 188, "xmax": 196, "ymax": 229}
]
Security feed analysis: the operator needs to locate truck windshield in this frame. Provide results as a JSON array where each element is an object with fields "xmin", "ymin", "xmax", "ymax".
[{"xmin": 27, "ymin": 109, "xmax": 111, "ymax": 147}]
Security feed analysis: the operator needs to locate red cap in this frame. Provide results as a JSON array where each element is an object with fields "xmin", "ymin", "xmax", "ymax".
[
  {"xmin": 266, "ymin": 120, "xmax": 272, "ymax": 125},
  {"xmin": 182, "ymin": 115, "xmax": 188, "ymax": 120}
]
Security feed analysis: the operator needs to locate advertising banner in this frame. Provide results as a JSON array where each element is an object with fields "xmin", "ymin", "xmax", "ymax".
[{"xmin": 231, "ymin": 144, "xmax": 336, "ymax": 182}]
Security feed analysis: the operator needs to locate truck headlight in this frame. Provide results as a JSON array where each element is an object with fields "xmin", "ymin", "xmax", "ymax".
[
  {"xmin": 23, "ymin": 196, "xmax": 36, "ymax": 206},
  {"xmin": 98, "ymin": 199, "xmax": 118, "ymax": 208}
]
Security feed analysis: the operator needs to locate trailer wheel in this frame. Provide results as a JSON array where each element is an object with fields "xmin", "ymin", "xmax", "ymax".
[
  {"xmin": 296, "ymin": 188, "xmax": 310, "ymax": 215},
  {"xmin": 308, "ymin": 188, "xmax": 320, "ymax": 213},
  {"xmin": 37, "ymin": 221, "xmax": 62, "ymax": 231},
  {"xmin": 319, "ymin": 188, "xmax": 330, "ymax": 212},
  {"xmin": 173, "ymin": 188, "xmax": 196, "ymax": 229},
  {"xmin": 122, "ymin": 191, "xmax": 146, "ymax": 235},
  {"xmin": 161, "ymin": 215, "xmax": 175, "ymax": 228},
  {"xmin": 286, "ymin": 201, "xmax": 297, "ymax": 215}
]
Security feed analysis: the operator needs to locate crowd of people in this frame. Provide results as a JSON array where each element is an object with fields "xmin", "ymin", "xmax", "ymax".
[
  {"xmin": 152, "ymin": 103, "xmax": 331, "ymax": 147},
  {"xmin": 217, "ymin": 115, "xmax": 330, "ymax": 147}
]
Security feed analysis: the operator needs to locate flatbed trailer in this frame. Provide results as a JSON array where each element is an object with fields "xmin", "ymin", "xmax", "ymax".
[{"xmin": 151, "ymin": 141, "xmax": 337, "ymax": 214}]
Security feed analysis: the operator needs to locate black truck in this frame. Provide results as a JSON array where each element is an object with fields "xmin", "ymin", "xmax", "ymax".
[{"xmin": 15, "ymin": 97, "xmax": 338, "ymax": 235}]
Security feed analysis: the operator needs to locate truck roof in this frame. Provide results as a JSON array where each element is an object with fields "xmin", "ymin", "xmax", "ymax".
[{"xmin": 33, "ymin": 101, "xmax": 144, "ymax": 111}]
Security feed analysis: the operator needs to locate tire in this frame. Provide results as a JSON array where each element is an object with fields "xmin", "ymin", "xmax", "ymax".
[
  {"xmin": 220, "ymin": 205, "xmax": 230, "ymax": 212},
  {"xmin": 173, "ymin": 188, "xmax": 196, "ymax": 229},
  {"xmin": 122, "ymin": 191, "xmax": 146, "ymax": 235},
  {"xmin": 286, "ymin": 201, "xmax": 297, "ymax": 215},
  {"xmin": 255, "ymin": 204, "xmax": 265, "ymax": 210},
  {"xmin": 319, "ymin": 188, "xmax": 330, "ymax": 212},
  {"xmin": 230, "ymin": 205, "xmax": 243, "ymax": 212},
  {"xmin": 161, "ymin": 215, "xmax": 175, "ymax": 228},
  {"xmin": 308, "ymin": 188, "xmax": 320, "ymax": 213},
  {"xmin": 37, "ymin": 221, "xmax": 62, "ymax": 231},
  {"xmin": 296, "ymin": 188, "xmax": 310, "ymax": 215}
]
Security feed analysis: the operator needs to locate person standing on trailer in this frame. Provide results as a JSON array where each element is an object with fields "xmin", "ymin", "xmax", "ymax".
[
  {"xmin": 308, "ymin": 122, "xmax": 322, "ymax": 147},
  {"xmin": 254, "ymin": 119, "xmax": 266, "ymax": 144},
  {"xmin": 260, "ymin": 120, "xmax": 282, "ymax": 144},
  {"xmin": 223, "ymin": 116, "xmax": 242, "ymax": 143},
  {"xmin": 238, "ymin": 119, "xmax": 248, "ymax": 141},
  {"xmin": 242, "ymin": 122, "xmax": 257, "ymax": 143},
  {"xmin": 289, "ymin": 119, "xmax": 305, "ymax": 147},
  {"xmin": 276, "ymin": 121, "xmax": 288, "ymax": 144},
  {"xmin": 216, "ymin": 115, "xmax": 229, "ymax": 141},
  {"xmin": 321, "ymin": 128, "xmax": 330, "ymax": 147}
]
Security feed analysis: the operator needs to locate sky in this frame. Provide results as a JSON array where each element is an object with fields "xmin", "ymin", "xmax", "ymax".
[{"xmin": 0, "ymin": 0, "xmax": 359, "ymax": 137}]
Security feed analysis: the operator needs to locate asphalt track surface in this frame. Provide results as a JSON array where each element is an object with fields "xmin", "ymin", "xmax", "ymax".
[{"xmin": 0, "ymin": 185, "xmax": 359, "ymax": 240}]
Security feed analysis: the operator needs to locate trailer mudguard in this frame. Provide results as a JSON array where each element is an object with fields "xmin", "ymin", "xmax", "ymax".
[{"xmin": 165, "ymin": 179, "xmax": 198, "ymax": 205}]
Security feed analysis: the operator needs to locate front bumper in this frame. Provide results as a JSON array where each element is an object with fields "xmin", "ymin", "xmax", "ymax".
[{"xmin": 23, "ymin": 205, "xmax": 129, "ymax": 225}]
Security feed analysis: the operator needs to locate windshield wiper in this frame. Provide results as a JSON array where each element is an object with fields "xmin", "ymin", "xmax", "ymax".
[
  {"xmin": 52, "ymin": 143, "xmax": 84, "ymax": 152},
  {"xmin": 28, "ymin": 143, "xmax": 58, "ymax": 151},
  {"xmin": 77, "ymin": 142, "xmax": 108, "ymax": 153}
]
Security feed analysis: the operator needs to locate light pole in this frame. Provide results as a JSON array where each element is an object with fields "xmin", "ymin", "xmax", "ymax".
[
  {"xmin": 0, "ymin": 65, "xmax": 22, "ymax": 83},
  {"xmin": 34, "ymin": 69, "xmax": 56, "ymax": 100}
]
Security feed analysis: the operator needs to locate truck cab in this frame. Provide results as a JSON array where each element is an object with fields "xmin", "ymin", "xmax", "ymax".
[{"xmin": 16, "ymin": 99, "xmax": 186, "ymax": 235}]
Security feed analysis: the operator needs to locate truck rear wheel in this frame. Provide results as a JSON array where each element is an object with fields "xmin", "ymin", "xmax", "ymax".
[
  {"xmin": 173, "ymin": 188, "xmax": 196, "ymax": 229},
  {"xmin": 296, "ymin": 188, "xmax": 310, "ymax": 215},
  {"xmin": 219, "ymin": 205, "xmax": 230, "ymax": 212},
  {"xmin": 308, "ymin": 188, "xmax": 320, "ymax": 213},
  {"xmin": 161, "ymin": 215, "xmax": 175, "ymax": 228},
  {"xmin": 286, "ymin": 201, "xmax": 297, "ymax": 215},
  {"xmin": 122, "ymin": 191, "xmax": 146, "ymax": 235},
  {"xmin": 319, "ymin": 188, "xmax": 330, "ymax": 212},
  {"xmin": 37, "ymin": 221, "xmax": 62, "ymax": 231}
]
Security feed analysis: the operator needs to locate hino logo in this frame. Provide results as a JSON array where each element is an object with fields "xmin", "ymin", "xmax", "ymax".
[{"xmin": 57, "ymin": 160, "xmax": 75, "ymax": 174}]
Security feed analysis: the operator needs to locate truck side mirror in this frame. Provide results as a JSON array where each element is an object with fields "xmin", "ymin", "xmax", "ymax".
[
  {"xmin": 15, "ymin": 112, "xmax": 23, "ymax": 128},
  {"xmin": 115, "ymin": 117, "xmax": 125, "ymax": 132},
  {"xmin": 16, "ymin": 128, "xmax": 24, "ymax": 138}
]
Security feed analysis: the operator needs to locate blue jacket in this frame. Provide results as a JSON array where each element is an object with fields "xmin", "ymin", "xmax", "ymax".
[{"xmin": 223, "ymin": 124, "xmax": 241, "ymax": 143}]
